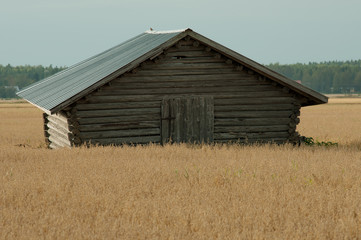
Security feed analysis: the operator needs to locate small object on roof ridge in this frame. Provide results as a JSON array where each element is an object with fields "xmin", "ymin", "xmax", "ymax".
[{"xmin": 145, "ymin": 28, "xmax": 188, "ymax": 34}]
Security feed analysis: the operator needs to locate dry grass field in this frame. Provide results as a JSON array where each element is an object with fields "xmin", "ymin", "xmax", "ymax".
[{"xmin": 1, "ymin": 98, "xmax": 361, "ymax": 239}]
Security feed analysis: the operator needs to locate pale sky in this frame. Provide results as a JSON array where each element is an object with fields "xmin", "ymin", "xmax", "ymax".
[{"xmin": 1, "ymin": 0, "xmax": 360, "ymax": 66}]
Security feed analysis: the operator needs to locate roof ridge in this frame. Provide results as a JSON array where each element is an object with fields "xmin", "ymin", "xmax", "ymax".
[{"xmin": 145, "ymin": 28, "xmax": 189, "ymax": 34}]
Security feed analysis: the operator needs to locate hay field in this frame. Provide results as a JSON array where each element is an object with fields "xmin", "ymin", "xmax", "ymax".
[{"xmin": 0, "ymin": 99, "xmax": 360, "ymax": 239}]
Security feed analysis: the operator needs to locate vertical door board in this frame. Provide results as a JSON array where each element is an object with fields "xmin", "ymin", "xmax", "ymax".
[
  {"xmin": 161, "ymin": 98, "xmax": 170, "ymax": 144},
  {"xmin": 161, "ymin": 96, "xmax": 214, "ymax": 144}
]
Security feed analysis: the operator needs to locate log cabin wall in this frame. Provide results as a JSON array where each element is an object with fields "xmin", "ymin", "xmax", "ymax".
[
  {"xmin": 71, "ymin": 37, "xmax": 302, "ymax": 146},
  {"xmin": 43, "ymin": 111, "xmax": 81, "ymax": 149}
]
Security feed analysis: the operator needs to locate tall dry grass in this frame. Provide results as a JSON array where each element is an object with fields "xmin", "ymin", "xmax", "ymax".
[
  {"xmin": 298, "ymin": 98, "xmax": 361, "ymax": 146},
  {"xmin": 1, "ymin": 99, "xmax": 361, "ymax": 239}
]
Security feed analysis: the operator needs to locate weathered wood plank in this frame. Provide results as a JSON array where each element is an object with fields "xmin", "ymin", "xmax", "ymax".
[
  {"xmin": 79, "ymin": 121, "xmax": 160, "ymax": 132},
  {"xmin": 86, "ymin": 92, "xmax": 291, "ymax": 104},
  {"xmin": 93, "ymin": 86, "xmax": 282, "ymax": 96},
  {"xmin": 160, "ymin": 57, "xmax": 226, "ymax": 64},
  {"xmin": 47, "ymin": 115, "xmax": 80, "ymax": 136},
  {"xmin": 177, "ymin": 98, "xmax": 188, "ymax": 141},
  {"xmin": 165, "ymin": 50, "xmax": 214, "ymax": 57},
  {"xmin": 161, "ymin": 98, "xmax": 170, "ymax": 144},
  {"xmin": 47, "ymin": 127, "xmax": 71, "ymax": 143},
  {"xmin": 199, "ymin": 96, "xmax": 206, "ymax": 141},
  {"xmin": 114, "ymin": 73, "xmax": 258, "ymax": 83},
  {"xmin": 76, "ymin": 101, "xmax": 160, "ymax": 110},
  {"xmin": 214, "ymin": 97, "xmax": 295, "ymax": 105},
  {"xmin": 48, "ymin": 114, "xmax": 68, "ymax": 126},
  {"xmin": 109, "ymin": 81, "xmax": 269, "ymax": 89},
  {"xmin": 88, "ymin": 136, "xmax": 161, "ymax": 145},
  {"xmin": 192, "ymin": 41, "xmax": 200, "ymax": 47},
  {"xmin": 48, "ymin": 136, "xmax": 71, "ymax": 148},
  {"xmin": 214, "ymin": 131, "xmax": 289, "ymax": 140},
  {"xmin": 174, "ymin": 98, "xmax": 182, "ymax": 141},
  {"xmin": 215, "ymin": 110, "xmax": 292, "ymax": 118},
  {"xmin": 47, "ymin": 120, "xmax": 71, "ymax": 136},
  {"xmin": 43, "ymin": 113, "xmax": 49, "ymax": 124},
  {"xmin": 43, "ymin": 113, "xmax": 50, "ymax": 147},
  {"xmin": 167, "ymin": 98, "xmax": 175, "ymax": 143},
  {"xmin": 48, "ymin": 130, "xmax": 71, "ymax": 147},
  {"xmin": 47, "ymin": 115, "xmax": 69, "ymax": 129},
  {"xmin": 215, "ymin": 104, "xmax": 295, "ymax": 112},
  {"xmin": 214, "ymin": 125, "xmax": 289, "ymax": 133},
  {"xmin": 213, "ymin": 92, "xmax": 291, "ymax": 98},
  {"xmin": 192, "ymin": 97, "xmax": 200, "ymax": 143},
  {"xmin": 85, "ymin": 95, "xmax": 163, "ymax": 103},
  {"xmin": 141, "ymin": 63, "xmax": 233, "ymax": 70},
  {"xmin": 185, "ymin": 97, "xmax": 193, "ymax": 142},
  {"xmin": 214, "ymin": 138, "xmax": 287, "ymax": 144},
  {"xmin": 214, "ymin": 118, "xmax": 291, "ymax": 126},
  {"xmin": 131, "ymin": 69, "xmax": 238, "ymax": 76},
  {"xmin": 80, "ymin": 128, "xmax": 160, "ymax": 139},
  {"xmin": 77, "ymin": 114, "xmax": 160, "ymax": 124},
  {"xmin": 205, "ymin": 97, "xmax": 214, "ymax": 142},
  {"xmin": 175, "ymin": 40, "xmax": 195, "ymax": 46},
  {"xmin": 87, "ymin": 92, "xmax": 291, "ymax": 104},
  {"xmin": 55, "ymin": 111, "xmax": 69, "ymax": 120},
  {"xmin": 49, "ymin": 141, "xmax": 62, "ymax": 149},
  {"xmin": 166, "ymin": 46, "xmax": 205, "ymax": 52},
  {"xmin": 76, "ymin": 108, "xmax": 160, "ymax": 118}
]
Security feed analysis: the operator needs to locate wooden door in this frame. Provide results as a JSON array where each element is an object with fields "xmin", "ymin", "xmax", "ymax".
[{"xmin": 161, "ymin": 96, "xmax": 214, "ymax": 144}]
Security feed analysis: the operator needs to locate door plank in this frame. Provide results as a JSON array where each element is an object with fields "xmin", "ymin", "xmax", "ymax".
[
  {"xmin": 161, "ymin": 98, "xmax": 170, "ymax": 144},
  {"xmin": 185, "ymin": 97, "xmax": 193, "ymax": 142},
  {"xmin": 161, "ymin": 96, "xmax": 215, "ymax": 144},
  {"xmin": 206, "ymin": 97, "xmax": 215, "ymax": 142},
  {"xmin": 192, "ymin": 97, "xmax": 201, "ymax": 143}
]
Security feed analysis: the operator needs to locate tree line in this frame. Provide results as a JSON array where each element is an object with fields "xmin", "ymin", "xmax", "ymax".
[
  {"xmin": 268, "ymin": 60, "xmax": 361, "ymax": 94},
  {"xmin": 1, "ymin": 60, "xmax": 361, "ymax": 98},
  {"xmin": 0, "ymin": 64, "xmax": 66, "ymax": 98}
]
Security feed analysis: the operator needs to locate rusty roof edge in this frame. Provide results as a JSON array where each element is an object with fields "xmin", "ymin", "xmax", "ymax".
[
  {"xmin": 187, "ymin": 31, "xmax": 328, "ymax": 105},
  {"xmin": 49, "ymin": 30, "xmax": 190, "ymax": 114}
]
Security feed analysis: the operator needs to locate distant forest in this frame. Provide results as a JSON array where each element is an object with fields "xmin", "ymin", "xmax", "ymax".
[
  {"xmin": 1, "ymin": 60, "xmax": 361, "ymax": 98},
  {"xmin": 0, "ymin": 65, "xmax": 66, "ymax": 98},
  {"xmin": 268, "ymin": 60, "xmax": 361, "ymax": 94}
]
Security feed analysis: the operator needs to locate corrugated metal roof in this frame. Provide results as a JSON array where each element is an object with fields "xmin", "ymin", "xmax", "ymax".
[
  {"xmin": 17, "ymin": 29, "xmax": 186, "ymax": 113},
  {"xmin": 18, "ymin": 28, "xmax": 327, "ymax": 113}
]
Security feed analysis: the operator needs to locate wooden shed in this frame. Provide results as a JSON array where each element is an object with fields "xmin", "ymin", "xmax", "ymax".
[{"xmin": 17, "ymin": 29, "xmax": 328, "ymax": 148}]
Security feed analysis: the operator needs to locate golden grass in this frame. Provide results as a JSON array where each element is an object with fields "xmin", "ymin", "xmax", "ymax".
[
  {"xmin": 1, "ymin": 99, "xmax": 361, "ymax": 239},
  {"xmin": 0, "ymin": 103, "xmax": 44, "ymax": 147},
  {"xmin": 0, "ymin": 99, "xmax": 27, "ymax": 104},
  {"xmin": 299, "ymin": 98, "xmax": 361, "ymax": 146}
]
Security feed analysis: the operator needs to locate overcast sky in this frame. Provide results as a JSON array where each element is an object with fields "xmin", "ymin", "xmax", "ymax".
[{"xmin": 1, "ymin": 0, "xmax": 360, "ymax": 66}]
